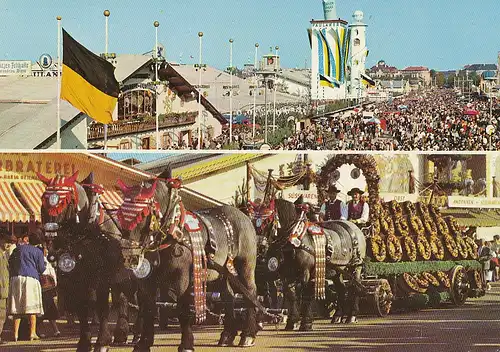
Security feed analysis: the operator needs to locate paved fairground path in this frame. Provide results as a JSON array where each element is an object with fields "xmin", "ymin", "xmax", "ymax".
[{"xmin": 3, "ymin": 283, "xmax": 500, "ymax": 352}]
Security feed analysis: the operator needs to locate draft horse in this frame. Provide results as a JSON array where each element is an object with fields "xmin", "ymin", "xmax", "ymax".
[
  {"xmin": 114, "ymin": 178, "xmax": 259, "ymax": 352},
  {"xmin": 271, "ymin": 198, "xmax": 367, "ymax": 330},
  {"xmin": 38, "ymin": 171, "xmax": 132, "ymax": 352}
]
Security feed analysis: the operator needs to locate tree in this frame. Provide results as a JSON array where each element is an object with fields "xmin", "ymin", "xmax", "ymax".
[{"xmin": 436, "ymin": 72, "xmax": 446, "ymax": 87}]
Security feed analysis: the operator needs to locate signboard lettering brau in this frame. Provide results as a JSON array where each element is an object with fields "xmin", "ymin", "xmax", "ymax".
[
  {"xmin": 0, "ymin": 156, "xmax": 77, "ymax": 180},
  {"xmin": 448, "ymin": 196, "xmax": 500, "ymax": 209}
]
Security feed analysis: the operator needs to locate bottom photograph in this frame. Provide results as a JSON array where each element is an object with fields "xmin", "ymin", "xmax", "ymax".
[{"xmin": 0, "ymin": 151, "xmax": 499, "ymax": 352}]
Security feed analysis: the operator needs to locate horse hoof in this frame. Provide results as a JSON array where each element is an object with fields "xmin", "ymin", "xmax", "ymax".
[
  {"xmin": 257, "ymin": 322, "xmax": 264, "ymax": 331},
  {"xmin": 345, "ymin": 316, "xmax": 358, "ymax": 324},
  {"xmin": 217, "ymin": 332, "xmax": 236, "ymax": 347},
  {"xmin": 284, "ymin": 321, "xmax": 296, "ymax": 331},
  {"xmin": 299, "ymin": 324, "xmax": 313, "ymax": 331},
  {"xmin": 331, "ymin": 316, "xmax": 343, "ymax": 324},
  {"xmin": 238, "ymin": 336, "xmax": 256, "ymax": 348}
]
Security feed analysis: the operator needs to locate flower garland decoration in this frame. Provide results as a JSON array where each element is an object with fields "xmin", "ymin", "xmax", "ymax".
[
  {"xmin": 443, "ymin": 234, "xmax": 459, "ymax": 258},
  {"xmin": 317, "ymin": 154, "xmax": 380, "ymax": 206},
  {"xmin": 386, "ymin": 234, "xmax": 403, "ymax": 262},
  {"xmin": 370, "ymin": 234, "xmax": 387, "ymax": 262},
  {"xmin": 416, "ymin": 235, "xmax": 432, "ymax": 260},
  {"xmin": 372, "ymin": 217, "xmax": 381, "ymax": 238},
  {"xmin": 408, "ymin": 215, "xmax": 426, "ymax": 237},
  {"xmin": 436, "ymin": 217, "xmax": 450, "ymax": 237},
  {"xmin": 402, "ymin": 272, "xmax": 427, "ymax": 293},
  {"xmin": 436, "ymin": 271, "xmax": 451, "ymax": 288},
  {"xmin": 394, "ymin": 215, "xmax": 410, "ymax": 237},
  {"xmin": 413, "ymin": 274, "xmax": 430, "ymax": 289},
  {"xmin": 455, "ymin": 235, "xmax": 469, "ymax": 259},
  {"xmin": 445, "ymin": 216, "xmax": 461, "ymax": 233},
  {"xmin": 464, "ymin": 237, "xmax": 479, "ymax": 259},
  {"xmin": 421, "ymin": 272, "xmax": 440, "ymax": 287},
  {"xmin": 429, "ymin": 235, "xmax": 445, "ymax": 260},
  {"xmin": 380, "ymin": 204, "xmax": 395, "ymax": 237},
  {"xmin": 402, "ymin": 236, "xmax": 417, "ymax": 262}
]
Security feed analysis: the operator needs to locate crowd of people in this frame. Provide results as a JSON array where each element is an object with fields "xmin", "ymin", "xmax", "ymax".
[
  {"xmin": 479, "ymin": 236, "xmax": 500, "ymax": 291},
  {"xmin": 274, "ymin": 89, "xmax": 499, "ymax": 151},
  {"xmin": 0, "ymin": 230, "xmax": 61, "ymax": 344}
]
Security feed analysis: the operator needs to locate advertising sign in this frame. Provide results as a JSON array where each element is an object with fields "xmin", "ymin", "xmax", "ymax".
[{"xmin": 0, "ymin": 60, "xmax": 32, "ymax": 76}]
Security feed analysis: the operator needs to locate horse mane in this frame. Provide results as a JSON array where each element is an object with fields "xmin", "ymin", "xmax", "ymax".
[{"xmin": 275, "ymin": 198, "xmax": 299, "ymax": 230}]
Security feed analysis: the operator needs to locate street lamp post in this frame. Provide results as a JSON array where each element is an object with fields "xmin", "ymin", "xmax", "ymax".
[
  {"xmin": 273, "ymin": 46, "xmax": 279, "ymax": 133},
  {"xmin": 56, "ymin": 16, "xmax": 62, "ymax": 150},
  {"xmin": 264, "ymin": 76, "xmax": 268, "ymax": 144},
  {"xmin": 197, "ymin": 32, "xmax": 203, "ymax": 150},
  {"xmin": 154, "ymin": 21, "xmax": 160, "ymax": 149},
  {"xmin": 253, "ymin": 43, "xmax": 259, "ymax": 141},
  {"xmin": 103, "ymin": 10, "xmax": 110, "ymax": 150},
  {"xmin": 229, "ymin": 38, "xmax": 234, "ymax": 145}
]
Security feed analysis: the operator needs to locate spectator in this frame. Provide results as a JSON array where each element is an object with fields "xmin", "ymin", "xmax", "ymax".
[
  {"xmin": 0, "ymin": 231, "xmax": 9, "ymax": 344},
  {"xmin": 8, "ymin": 233, "xmax": 45, "ymax": 341}
]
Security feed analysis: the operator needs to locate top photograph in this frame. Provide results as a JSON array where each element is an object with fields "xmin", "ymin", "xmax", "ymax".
[{"xmin": 0, "ymin": 0, "xmax": 498, "ymax": 151}]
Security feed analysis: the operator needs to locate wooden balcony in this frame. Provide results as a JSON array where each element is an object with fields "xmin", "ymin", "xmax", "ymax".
[{"xmin": 87, "ymin": 113, "xmax": 197, "ymax": 141}]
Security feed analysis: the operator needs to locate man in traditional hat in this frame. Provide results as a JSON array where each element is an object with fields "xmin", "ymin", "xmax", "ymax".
[
  {"xmin": 347, "ymin": 188, "xmax": 369, "ymax": 225},
  {"xmin": 319, "ymin": 185, "xmax": 347, "ymax": 221}
]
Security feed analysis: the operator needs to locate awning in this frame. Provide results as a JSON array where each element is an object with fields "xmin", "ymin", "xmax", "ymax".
[
  {"xmin": 12, "ymin": 181, "xmax": 45, "ymax": 222},
  {"xmin": 100, "ymin": 190, "xmax": 123, "ymax": 209},
  {"xmin": 13, "ymin": 181, "xmax": 123, "ymax": 220},
  {"xmin": 0, "ymin": 181, "xmax": 31, "ymax": 223},
  {"xmin": 180, "ymin": 187, "xmax": 226, "ymax": 211},
  {"xmin": 441, "ymin": 208, "xmax": 500, "ymax": 227}
]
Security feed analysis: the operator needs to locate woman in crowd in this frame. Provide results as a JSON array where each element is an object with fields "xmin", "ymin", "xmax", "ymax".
[{"xmin": 7, "ymin": 233, "xmax": 45, "ymax": 341}]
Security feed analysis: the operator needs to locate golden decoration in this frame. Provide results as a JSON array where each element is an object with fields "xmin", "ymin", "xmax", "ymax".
[
  {"xmin": 436, "ymin": 271, "xmax": 451, "ymax": 288},
  {"xmin": 421, "ymin": 272, "xmax": 440, "ymax": 287},
  {"xmin": 402, "ymin": 236, "xmax": 417, "ymax": 262},
  {"xmin": 443, "ymin": 234, "xmax": 459, "ymax": 258},
  {"xmin": 429, "ymin": 235, "xmax": 445, "ymax": 260},
  {"xmin": 416, "ymin": 235, "xmax": 432, "ymax": 260},
  {"xmin": 386, "ymin": 234, "xmax": 403, "ymax": 262},
  {"xmin": 370, "ymin": 235, "xmax": 387, "ymax": 262}
]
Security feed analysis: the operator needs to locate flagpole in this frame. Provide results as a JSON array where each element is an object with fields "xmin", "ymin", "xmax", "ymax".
[
  {"xmin": 197, "ymin": 32, "xmax": 203, "ymax": 150},
  {"xmin": 273, "ymin": 45, "xmax": 279, "ymax": 133},
  {"xmin": 154, "ymin": 21, "xmax": 160, "ymax": 150},
  {"xmin": 253, "ymin": 43, "xmax": 259, "ymax": 141},
  {"xmin": 56, "ymin": 16, "xmax": 62, "ymax": 150},
  {"xmin": 229, "ymin": 38, "xmax": 233, "ymax": 145},
  {"xmin": 104, "ymin": 10, "xmax": 110, "ymax": 151}
]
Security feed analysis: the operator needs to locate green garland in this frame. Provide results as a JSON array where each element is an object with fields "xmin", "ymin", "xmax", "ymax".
[{"xmin": 364, "ymin": 260, "xmax": 481, "ymax": 276}]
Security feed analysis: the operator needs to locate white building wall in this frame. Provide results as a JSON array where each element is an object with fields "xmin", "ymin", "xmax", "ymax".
[{"xmin": 349, "ymin": 11, "xmax": 368, "ymax": 99}]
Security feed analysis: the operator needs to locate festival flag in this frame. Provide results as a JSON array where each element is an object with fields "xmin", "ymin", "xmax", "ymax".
[
  {"xmin": 60, "ymin": 29, "xmax": 120, "ymax": 124},
  {"xmin": 361, "ymin": 73, "xmax": 375, "ymax": 87}
]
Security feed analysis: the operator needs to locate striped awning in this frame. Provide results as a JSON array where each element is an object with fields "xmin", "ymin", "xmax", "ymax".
[
  {"xmin": 13, "ymin": 181, "xmax": 45, "ymax": 222},
  {"xmin": 13, "ymin": 181, "xmax": 123, "ymax": 221},
  {"xmin": 100, "ymin": 190, "xmax": 123, "ymax": 210},
  {"xmin": 0, "ymin": 181, "xmax": 31, "ymax": 223}
]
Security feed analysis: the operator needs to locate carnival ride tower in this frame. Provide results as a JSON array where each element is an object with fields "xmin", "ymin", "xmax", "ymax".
[
  {"xmin": 349, "ymin": 10, "xmax": 368, "ymax": 100},
  {"xmin": 309, "ymin": 0, "xmax": 350, "ymax": 101}
]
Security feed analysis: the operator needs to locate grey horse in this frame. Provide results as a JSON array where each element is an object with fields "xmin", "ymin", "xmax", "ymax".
[
  {"xmin": 114, "ymin": 178, "xmax": 259, "ymax": 352},
  {"xmin": 38, "ymin": 171, "xmax": 133, "ymax": 352},
  {"xmin": 271, "ymin": 198, "xmax": 367, "ymax": 330}
]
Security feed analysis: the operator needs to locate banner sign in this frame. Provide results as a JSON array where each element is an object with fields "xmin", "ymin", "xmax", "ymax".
[
  {"xmin": 448, "ymin": 196, "xmax": 500, "ymax": 209},
  {"xmin": 0, "ymin": 61, "xmax": 32, "ymax": 76}
]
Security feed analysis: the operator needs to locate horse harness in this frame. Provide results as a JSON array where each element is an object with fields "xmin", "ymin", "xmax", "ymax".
[{"xmin": 282, "ymin": 206, "xmax": 362, "ymax": 300}]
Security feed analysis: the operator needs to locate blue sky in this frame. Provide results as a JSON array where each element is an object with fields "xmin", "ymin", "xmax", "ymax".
[{"xmin": 1, "ymin": 0, "xmax": 499, "ymax": 71}]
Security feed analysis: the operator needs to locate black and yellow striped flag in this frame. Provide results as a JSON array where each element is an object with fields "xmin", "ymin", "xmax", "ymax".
[{"xmin": 61, "ymin": 29, "xmax": 119, "ymax": 124}]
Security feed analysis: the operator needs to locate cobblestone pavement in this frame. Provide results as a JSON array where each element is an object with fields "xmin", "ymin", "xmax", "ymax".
[{"xmin": 2, "ymin": 283, "xmax": 500, "ymax": 352}]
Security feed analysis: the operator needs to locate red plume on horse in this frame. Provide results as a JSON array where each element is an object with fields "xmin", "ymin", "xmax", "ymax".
[
  {"xmin": 116, "ymin": 179, "xmax": 160, "ymax": 231},
  {"xmin": 37, "ymin": 171, "xmax": 80, "ymax": 217}
]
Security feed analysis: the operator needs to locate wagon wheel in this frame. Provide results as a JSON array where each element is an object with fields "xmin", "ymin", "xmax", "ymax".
[
  {"xmin": 449, "ymin": 265, "xmax": 469, "ymax": 306},
  {"xmin": 362, "ymin": 279, "xmax": 393, "ymax": 317}
]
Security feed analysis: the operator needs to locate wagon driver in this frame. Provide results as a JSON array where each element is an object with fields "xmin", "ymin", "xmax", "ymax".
[
  {"xmin": 347, "ymin": 188, "xmax": 369, "ymax": 225},
  {"xmin": 319, "ymin": 185, "xmax": 347, "ymax": 221}
]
